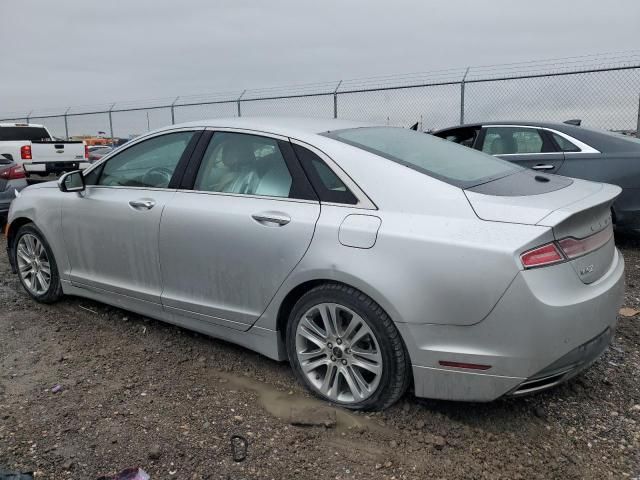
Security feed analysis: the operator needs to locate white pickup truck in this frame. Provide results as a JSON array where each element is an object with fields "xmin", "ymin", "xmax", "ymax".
[{"xmin": 0, "ymin": 123, "xmax": 89, "ymax": 177}]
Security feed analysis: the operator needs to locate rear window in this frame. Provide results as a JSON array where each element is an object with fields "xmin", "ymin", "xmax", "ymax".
[
  {"xmin": 0, "ymin": 126, "xmax": 51, "ymax": 142},
  {"xmin": 323, "ymin": 127, "xmax": 521, "ymax": 188}
]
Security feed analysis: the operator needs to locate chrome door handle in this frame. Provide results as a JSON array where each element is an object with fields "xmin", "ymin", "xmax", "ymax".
[
  {"xmin": 532, "ymin": 164, "xmax": 555, "ymax": 170},
  {"xmin": 251, "ymin": 212, "xmax": 291, "ymax": 226},
  {"xmin": 129, "ymin": 199, "xmax": 156, "ymax": 210}
]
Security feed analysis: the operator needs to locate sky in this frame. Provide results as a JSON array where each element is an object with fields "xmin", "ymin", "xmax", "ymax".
[{"xmin": 1, "ymin": 0, "xmax": 639, "ymax": 135}]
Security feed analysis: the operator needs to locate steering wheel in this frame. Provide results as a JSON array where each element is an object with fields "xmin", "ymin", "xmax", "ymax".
[{"xmin": 141, "ymin": 167, "xmax": 173, "ymax": 188}]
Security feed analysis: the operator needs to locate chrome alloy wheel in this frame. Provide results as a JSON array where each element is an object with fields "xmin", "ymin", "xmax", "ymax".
[
  {"xmin": 16, "ymin": 234, "xmax": 51, "ymax": 296},
  {"xmin": 295, "ymin": 302, "xmax": 383, "ymax": 403}
]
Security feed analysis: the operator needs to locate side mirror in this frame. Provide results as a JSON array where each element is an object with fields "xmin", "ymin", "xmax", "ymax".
[{"xmin": 58, "ymin": 170, "xmax": 85, "ymax": 193}]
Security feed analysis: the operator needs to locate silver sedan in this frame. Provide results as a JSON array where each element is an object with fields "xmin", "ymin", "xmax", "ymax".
[{"xmin": 5, "ymin": 118, "xmax": 624, "ymax": 410}]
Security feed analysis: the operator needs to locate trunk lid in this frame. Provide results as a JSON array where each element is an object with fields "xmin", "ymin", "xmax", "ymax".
[
  {"xmin": 464, "ymin": 171, "xmax": 621, "ymax": 284},
  {"xmin": 30, "ymin": 141, "xmax": 86, "ymax": 163}
]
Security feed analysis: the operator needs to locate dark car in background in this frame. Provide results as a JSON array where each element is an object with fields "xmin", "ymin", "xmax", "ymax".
[
  {"xmin": 433, "ymin": 122, "xmax": 640, "ymax": 232},
  {"xmin": 0, "ymin": 156, "xmax": 28, "ymax": 225}
]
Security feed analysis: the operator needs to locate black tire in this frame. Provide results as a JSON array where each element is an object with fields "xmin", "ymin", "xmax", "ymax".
[
  {"xmin": 286, "ymin": 282, "xmax": 410, "ymax": 411},
  {"xmin": 13, "ymin": 223, "xmax": 63, "ymax": 303}
]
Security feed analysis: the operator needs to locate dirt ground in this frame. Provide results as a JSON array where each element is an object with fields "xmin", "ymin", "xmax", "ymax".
[{"xmin": 1, "ymin": 233, "xmax": 639, "ymax": 480}]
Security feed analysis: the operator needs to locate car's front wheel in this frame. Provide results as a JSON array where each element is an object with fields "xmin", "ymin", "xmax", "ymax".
[
  {"xmin": 286, "ymin": 283, "xmax": 410, "ymax": 410},
  {"xmin": 13, "ymin": 223, "xmax": 63, "ymax": 303}
]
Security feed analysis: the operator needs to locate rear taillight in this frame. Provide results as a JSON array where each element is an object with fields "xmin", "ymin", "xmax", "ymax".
[
  {"xmin": 20, "ymin": 145, "xmax": 32, "ymax": 160},
  {"xmin": 557, "ymin": 227, "xmax": 613, "ymax": 259},
  {"xmin": 0, "ymin": 164, "xmax": 26, "ymax": 180},
  {"xmin": 84, "ymin": 144, "xmax": 89, "ymax": 159},
  {"xmin": 521, "ymin": 227, "xmax": 613, "ymax": 269},
  {"xmin": 520, "ymin": 242, "xmax": 564, "ymax": 268}
]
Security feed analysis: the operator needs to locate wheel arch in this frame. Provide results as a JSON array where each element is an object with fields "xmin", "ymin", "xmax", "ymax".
[
  {"xmin": 5, "ymin": 216, "xmax": 34, "ymax": 273},
  {"xmin": 274, "ymin": 275, "xmax": 404, "ymax": 348}
]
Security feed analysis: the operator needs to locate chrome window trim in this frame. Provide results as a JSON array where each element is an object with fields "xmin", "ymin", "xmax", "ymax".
[
  {"xmin": 288, "ymin": 138, "xmax": 377, "ymax": 210},
  {"xmin": 176, "ymin": 188, "xmax": 319, "ymax": 205},
  {"xmin": 482, "ymin": 124, "xmax": 600, "ymax": 154}
]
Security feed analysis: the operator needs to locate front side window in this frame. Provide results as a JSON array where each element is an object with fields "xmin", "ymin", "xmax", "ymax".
[
  {"xmin": 436, "ymin": 127, "xmax": 480, "ymax": 148},
  {"xmin": 194, "ymin": 132, "xmax": 293, "ymax": 198},
  {"xmin": 482, "ymin": 127, "xmax": 547, "ymax": 155},
  {"xmin": 324, "ymin": 127, "xmax": 520, "ymax": 188},
  {"xmin": 96, "ymin": 131, "xmax": 194, "ymax": 188}
]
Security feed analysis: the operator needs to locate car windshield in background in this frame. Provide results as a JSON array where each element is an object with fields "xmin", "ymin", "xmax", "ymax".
[
  {"xmin": 0, "ymin": 127, "xmax": 50, "ymax": 142},
  {"xmin": 324, "ymin": 127, "xmax": 521, "ymax": 188}
]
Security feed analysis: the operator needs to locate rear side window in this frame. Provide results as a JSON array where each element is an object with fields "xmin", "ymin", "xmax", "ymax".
[
  {"xmin": 293, "ymin": 144, "xmax": 358, "ymax": 205},
  {"xmin": 551, "ymin": 132, "xmax": 581, "ymax": 152},
  {"xmin": 481, "ymin": 127, "xmax": 551, "ymax": 155},
  {"xmin": 324, "ymin": 127, "xmax": 520, "ymax": 189},
  {"xmin": 0, "ymin": 127, "xmax": 50, "ymax": 141}
]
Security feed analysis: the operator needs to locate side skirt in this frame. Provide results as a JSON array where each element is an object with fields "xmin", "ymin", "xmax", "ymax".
[{"xmin": 62, "ymin": 280, "xmax": 287, "ymax": 361}]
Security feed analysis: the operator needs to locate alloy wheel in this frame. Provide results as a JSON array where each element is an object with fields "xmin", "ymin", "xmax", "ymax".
[
  {"xmin": 16, "ymin": 233, "xmax": 51, "ymax": 296},
  {"xmin": 295, "ymin": 302, "xmax": 383, "ymax": 403}
]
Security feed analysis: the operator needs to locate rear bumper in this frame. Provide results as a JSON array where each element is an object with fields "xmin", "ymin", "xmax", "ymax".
[
  {"xmin": 613, "ymin": 188, "xmax": 640, "ymax": 230},
  {"xmin": 400, "ymin": 248, "xmax": 625, "ymax": 401},
  {"xmin": 23, "ymin": 161, "xmax": 90, "ymax": 175}
]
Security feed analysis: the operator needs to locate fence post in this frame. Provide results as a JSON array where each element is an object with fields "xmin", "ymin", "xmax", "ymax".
[
  {"xmin": 460, "ymin": 67, "xmax": 470, "ymax": 125},
  {"xmin": 108, "ymin": 103, "xmax": 115, "ymax": 141},
  {"xmin": 170, "ymin": 96, "xmax": 180, "ymax": 125},
  {"xmin": 237, "ymin": 90, "xmax": 246, "ymax": 117},
  {"xmin": 64, "ymin": 107, "xmax": 71, "ymax": 139},
  {"xmin": 333, "ymin": 80, "xmax": 342, "ymax": 119},
  {"xmin": 26, "ymin": 110, "xmax": 32, "ymax": 124},
  {"xmin": 636, "ymin": 92, "xmax": 640, "ymax": 138}
]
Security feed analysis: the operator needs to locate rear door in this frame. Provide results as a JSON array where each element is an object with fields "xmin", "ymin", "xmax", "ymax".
[
  {"xmin": 159, "ymin": 129, "xmax": 320, "ymax": 331},
  {"xmin": 479, "ymin": 125, "xmax": 565, "ymax": 174}
]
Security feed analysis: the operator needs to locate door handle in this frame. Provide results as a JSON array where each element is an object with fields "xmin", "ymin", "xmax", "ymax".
[
  {"xmin": 532, "ymin": 164, "xmax": 555, "ymax": 170},
  {"xmin": 251, "ymin": 212, "xmax": 291, "ymax": 226},
  {"xmin": 129, "ymin": 199, "xmax": 156, "ymax": 210}
]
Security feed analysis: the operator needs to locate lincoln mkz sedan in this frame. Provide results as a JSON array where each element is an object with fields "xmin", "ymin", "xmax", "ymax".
[{"xmin": 5, "ymin": 118, "xmax": 624, "ymax": 410}]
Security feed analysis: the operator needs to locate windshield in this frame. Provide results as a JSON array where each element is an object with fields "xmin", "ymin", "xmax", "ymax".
[
  {"xmin": 0, "ymin": 126, "xmax": 51, "ymax": 142},
  {"xmin": 324, "ymin": 127, "xmax": 521, "ymax": 188}
]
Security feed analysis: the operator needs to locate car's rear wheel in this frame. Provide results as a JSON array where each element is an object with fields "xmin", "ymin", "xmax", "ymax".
[
  {"xmin": 286, "ymin": 282, "xmax": 410, "ymax": 410},
  {"xmin": 14, "ymin": 224, "xmax": 63, "ymax": 303}
]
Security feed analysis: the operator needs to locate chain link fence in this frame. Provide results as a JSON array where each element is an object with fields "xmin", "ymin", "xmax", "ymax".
[{"xmin": 2, "ymin": 52, "xmax": 639, "ymax": 139}]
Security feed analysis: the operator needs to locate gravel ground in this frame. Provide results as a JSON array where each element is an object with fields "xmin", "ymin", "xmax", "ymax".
[{"xmin": 0, "ymin": 233, "xmax": 639, "ymax": 479}]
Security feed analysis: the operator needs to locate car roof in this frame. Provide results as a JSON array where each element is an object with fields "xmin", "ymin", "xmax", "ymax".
[{"xmin": 159, "ymin": 117, "xmax": 375, "ymax": 140}]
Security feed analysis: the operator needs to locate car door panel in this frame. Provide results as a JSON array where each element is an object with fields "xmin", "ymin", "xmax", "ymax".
[
  {"xmin": 61, "ymin": 130, "xmax": 199, "ymax": 304},
  {"xmin": 62, "ymin": 187, "xmax": 175, "ymax": 303},
  {"xmin": 159, "ymin": 193, "xmax": 320, "ymax": 330}
]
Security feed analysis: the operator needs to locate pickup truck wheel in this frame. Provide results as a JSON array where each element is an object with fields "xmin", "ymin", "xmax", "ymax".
[{"xmin": 13, "ymin": 224, "xmax": 63, "ymax": 303}]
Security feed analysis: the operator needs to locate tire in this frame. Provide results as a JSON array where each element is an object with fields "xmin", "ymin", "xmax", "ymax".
[
  {"xmin": 286, "ymin": 282, "xmax": 410, "ymax": 411},
  {"xmin": 13, "ymin": 223, "xmax": 63, "ymax": 303}
]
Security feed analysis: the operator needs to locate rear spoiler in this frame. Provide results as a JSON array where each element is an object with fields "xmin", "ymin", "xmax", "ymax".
[{"xmin": 537, "ymin": 183, "xmax": 621, "ymax": 239}]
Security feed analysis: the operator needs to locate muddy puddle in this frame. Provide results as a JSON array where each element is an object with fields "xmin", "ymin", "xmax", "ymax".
[{"xmin": 213, "ymin": 370, "xmax": 388, "ymax": 434}]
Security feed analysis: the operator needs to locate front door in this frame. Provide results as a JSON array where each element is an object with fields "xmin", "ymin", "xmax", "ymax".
[
  {"xmin": 61, "ymin": 130, "xmax": 199, "ymax": 303},
  {"xmin": 159, "ymin": 130, "xmax": 320, "ymax": 330},
  {"xmin": 480, "ymin": 126, "xmax": 565, "ymax": 174}
]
